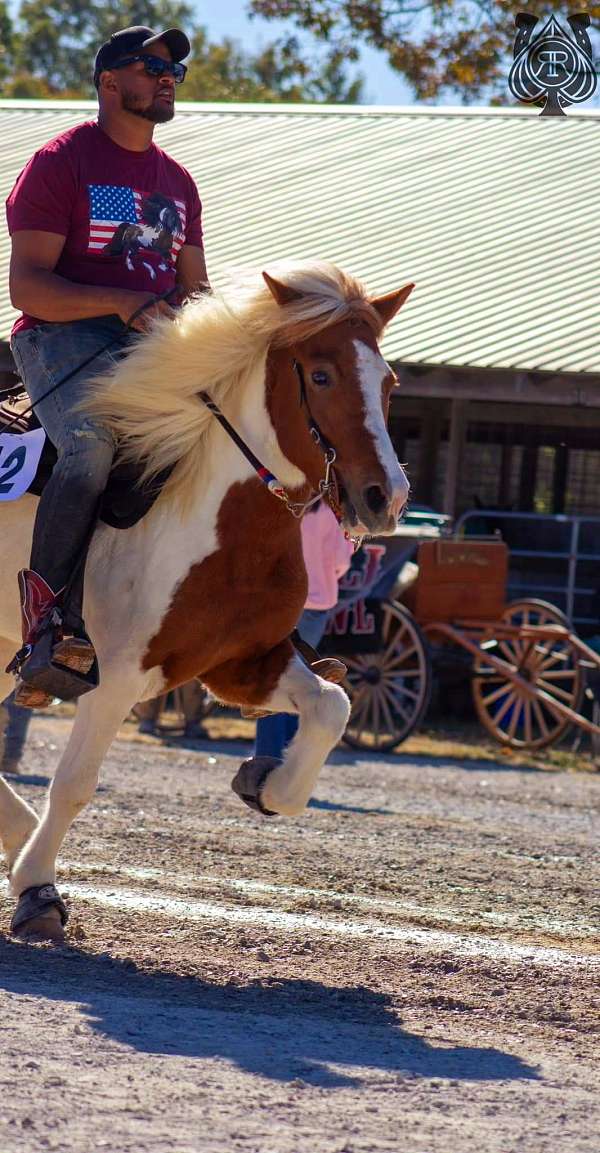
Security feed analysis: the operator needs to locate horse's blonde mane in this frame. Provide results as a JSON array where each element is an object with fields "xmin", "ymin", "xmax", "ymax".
[{"xmin": 86, "ymin": 260, "xmax": 382, "ymax": 504}]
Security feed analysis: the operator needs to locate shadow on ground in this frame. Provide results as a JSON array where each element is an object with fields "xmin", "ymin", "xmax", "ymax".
[
  {"xmin": 0, "ymin": 937, "xmax": 539, "ymax": 1087},
  {"xmin": 114, "ymin": 733, "xmax": 545, "ymax": 776}
]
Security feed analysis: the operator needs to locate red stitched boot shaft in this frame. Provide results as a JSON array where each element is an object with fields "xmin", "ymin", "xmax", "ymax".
[{"xmin": 17, "ymin": 569, "xmax": 62, "ymax": 646}]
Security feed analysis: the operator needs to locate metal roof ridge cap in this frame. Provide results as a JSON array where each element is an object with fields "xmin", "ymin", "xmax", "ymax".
[
  {"xmin": 1, "ymin": 98, "xmax": 599, "ymax": 119},
  {"xmin": 0, "ymin": 99, "xmax": 98, "ymax": 110}
]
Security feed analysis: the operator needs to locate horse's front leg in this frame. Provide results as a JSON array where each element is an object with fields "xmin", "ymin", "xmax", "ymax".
[
  {"xmin": 205, "ymin": 644, "xmax": 350, "ymax": 817},
  {"xmin": 9, "ymin": 665, "xmax": 149, "ymax": 940}
]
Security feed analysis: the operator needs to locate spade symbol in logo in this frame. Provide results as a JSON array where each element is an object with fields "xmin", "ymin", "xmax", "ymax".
[{"xmin": 509, "ymin": 12, "xmax": 596, "ymax": 116}]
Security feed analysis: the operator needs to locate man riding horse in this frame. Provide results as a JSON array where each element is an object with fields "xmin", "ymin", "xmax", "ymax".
[{"xmin": 5, "ymin": 25, "xmax": 209, "ymax": 707}]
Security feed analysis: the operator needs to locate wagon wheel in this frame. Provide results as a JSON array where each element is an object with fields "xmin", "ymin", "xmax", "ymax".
[
  {"xmin": 342, "ymin": 600, "xmax": 431, "ymax": 752},
  {"xmin": 472, "ymin": 600, "xmax": 584, "ymax": 750},
  {"xmin": 502, "ymin": 598, "xmax": 570, "ymax": 629}
]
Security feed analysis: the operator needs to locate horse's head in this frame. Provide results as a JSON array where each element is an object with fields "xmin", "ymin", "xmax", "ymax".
[{"xmin": 264, "ymin": 271, "xmax": 412, "ymax": 536}]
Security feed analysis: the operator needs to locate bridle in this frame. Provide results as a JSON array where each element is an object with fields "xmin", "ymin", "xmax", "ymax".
[{"xmin": 197, "ymin": 356, "xmax": 345, "ymax": 527}]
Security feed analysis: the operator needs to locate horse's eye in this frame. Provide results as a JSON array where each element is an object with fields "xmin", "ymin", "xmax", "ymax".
[{"xmin": 312, "ymin": 370, "xmax": 330, "ymax": 386}]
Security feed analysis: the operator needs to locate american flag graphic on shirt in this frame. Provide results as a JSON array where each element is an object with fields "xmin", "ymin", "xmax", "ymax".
[{"xmin": 87, "ymin": 184, "xmax": 186, "ymax": 266}]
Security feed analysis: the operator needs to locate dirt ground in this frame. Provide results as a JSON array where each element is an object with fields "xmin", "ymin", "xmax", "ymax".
[{"xmin": 0, "ymin": 715, "xmax": 598, "ymax": 1153}]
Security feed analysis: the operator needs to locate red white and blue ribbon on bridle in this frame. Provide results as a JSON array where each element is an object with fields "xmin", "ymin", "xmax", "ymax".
[{"xmin": 197, "ymin": 357, "xmax": 349, "ymax": 533}]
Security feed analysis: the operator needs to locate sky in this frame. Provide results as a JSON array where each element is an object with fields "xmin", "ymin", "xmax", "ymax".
[
  {"xmin": 195, "ymin": 0, "xmax": 416, "ymax": 104},
  {"xmin": 6, "ymin": 1, "xmax": 599, "ymax": 109},
  {"xmin": 5, "ymin": 0, "xmax": 415, "ymax": 104}
]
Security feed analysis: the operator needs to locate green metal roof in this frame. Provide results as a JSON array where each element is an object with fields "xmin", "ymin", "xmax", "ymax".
[{"xmin": 0, "ymin": 100, "xmax": 598, "ymax": 374}]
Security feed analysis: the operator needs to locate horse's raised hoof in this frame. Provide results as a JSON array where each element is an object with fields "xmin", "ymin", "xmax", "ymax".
[
  {"xmin": 231, "ymin": 756, "xmax": 281, "ymax": 816},
  {"xmin": 10, "ymin": 883, "xmax": 69, "ymax": 943}
]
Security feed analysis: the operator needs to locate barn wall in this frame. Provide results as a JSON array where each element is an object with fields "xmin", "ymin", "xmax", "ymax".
[{"xmin": 391, "ymin": 366, "xmax": 600, "ymax": 519}]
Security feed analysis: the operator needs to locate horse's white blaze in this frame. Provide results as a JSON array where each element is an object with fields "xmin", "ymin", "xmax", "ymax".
[
  {"xmin": 260, "ymin": 654, "xmax": 350, "ymax": 816},
  {"xmin": 353, "ymin": 340, "xmax": 410, "ymax": 515}
]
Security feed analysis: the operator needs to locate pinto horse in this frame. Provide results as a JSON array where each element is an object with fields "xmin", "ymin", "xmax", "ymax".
[{"xmin": 0, "ymin": 261, "xmax": 411, "ymax": 940}]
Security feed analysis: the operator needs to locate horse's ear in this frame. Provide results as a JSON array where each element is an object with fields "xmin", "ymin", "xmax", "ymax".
[
  {"xmin": 262, "ymin": 271, "xmax": 304, "ymax": 306},
  {"xmin": 370, "ymin": 284, "xmax": 414, "ymax": 327}
]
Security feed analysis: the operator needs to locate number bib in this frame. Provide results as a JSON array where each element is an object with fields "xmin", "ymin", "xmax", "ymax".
[{"xmin": 0, "ymin": 428, "xmax": 46, "ymax": 501}]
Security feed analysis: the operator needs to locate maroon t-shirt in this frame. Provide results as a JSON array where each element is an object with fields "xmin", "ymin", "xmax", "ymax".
[{"xmin": 6, "ymin": 120, "xmax": 203, "ymax": 335}]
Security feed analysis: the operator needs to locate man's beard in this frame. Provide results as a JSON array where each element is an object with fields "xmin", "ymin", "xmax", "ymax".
[{"xmin": 120, "ymin": 89, "xmax": 175, "ymax": 124}]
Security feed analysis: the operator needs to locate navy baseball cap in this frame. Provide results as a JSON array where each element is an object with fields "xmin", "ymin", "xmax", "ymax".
[{"xmin": 94, "ymin": 26, "xmax": 191, "ymax": 86}]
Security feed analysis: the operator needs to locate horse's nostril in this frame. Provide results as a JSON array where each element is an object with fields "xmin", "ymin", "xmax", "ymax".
[{"xmin": 364, "ymin": 484, "xmax": 387, "ymax": 516}]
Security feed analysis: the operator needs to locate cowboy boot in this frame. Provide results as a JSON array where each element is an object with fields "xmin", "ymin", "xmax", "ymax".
[{"xmin": 12, "ymin": 571, "xmax": 95, "ymax": 708}]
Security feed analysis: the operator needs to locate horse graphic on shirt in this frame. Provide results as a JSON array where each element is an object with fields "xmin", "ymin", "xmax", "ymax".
[{"xmin": 102, "ymin": 192, "xmax": 184, "ymax": 279}]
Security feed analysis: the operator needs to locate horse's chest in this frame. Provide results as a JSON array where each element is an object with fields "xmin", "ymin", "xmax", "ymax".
[{"xmin": 140, "ymin": 486, "xmax": 306, "ymax": 678}]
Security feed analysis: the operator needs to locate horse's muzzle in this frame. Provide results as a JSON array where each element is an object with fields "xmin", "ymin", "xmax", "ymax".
[{"xmin": 341, "ymin": 471, "xmax": 409, "ymax": 536}]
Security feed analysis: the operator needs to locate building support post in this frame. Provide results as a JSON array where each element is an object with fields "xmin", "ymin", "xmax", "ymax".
[{"xmin": 443, "ymin": 399, "xmax": 468, "ymax": 518}]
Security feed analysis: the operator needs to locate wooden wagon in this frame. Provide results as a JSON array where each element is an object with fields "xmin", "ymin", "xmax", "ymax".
[{"xmin": 331, "ymin": 537, "xmax": 600, "ymax": 753}]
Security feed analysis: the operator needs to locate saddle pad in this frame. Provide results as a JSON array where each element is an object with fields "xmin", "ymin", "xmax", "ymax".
[
  {"xmin": 0, "ymin": 389, "xmax": 173, "ymax": 527},
  {"xmin": 0, "ymin": 428, "xmax": 46, "ymax": 501}
]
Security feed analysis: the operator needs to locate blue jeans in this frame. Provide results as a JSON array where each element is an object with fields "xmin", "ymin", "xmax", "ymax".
[
  {"xmin": 255, "ymin": 608, "xmax": 328, "ymax": 760},
  {"xmin": 0, "ymin": 691, "xmax": 31, "ymax": 771},
  {"xmin": 11, "ymin": 318, "xmax": 134, "ymax": 604}
]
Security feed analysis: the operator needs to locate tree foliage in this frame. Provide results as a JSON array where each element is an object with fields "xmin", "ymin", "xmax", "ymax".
[
  {"xmin": 249, "ymin": 1, "xmax": 600, "ymax": 101},
  {"xmin": 10, "ymin": 0, "xmax": 193, "ymax": 94},
  {"xmin": 185, "ymin": 27, "xmax": 363, "ymax": 102},
  {"xmin": 0, "ymin": 1, "xmax": 16, "ymax": 86},
  {"xmin": 0, "ymin": 0, "xmax": 363, "ymax": 102}
]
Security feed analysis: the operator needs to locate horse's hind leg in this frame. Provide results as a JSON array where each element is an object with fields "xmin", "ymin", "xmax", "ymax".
[
  {"xmin": 9, "ymin": 665, "xmax": 147, "ymax": 938},
  {"xmin": 0, "ymin": 636, "xmax": 39, "ymax": 871},
  {"xmin": 206, "ymin": 645, "xmax": 350, "ymax": 817}
]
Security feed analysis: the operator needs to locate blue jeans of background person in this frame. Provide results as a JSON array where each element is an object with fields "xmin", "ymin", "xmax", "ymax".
[
  {"xmin": 11, "ymin": 318, "xmax": 134, "ymax": 606},
  {"xmin": 0, "ymin": 691, "xmax": 31, "ymax": 772},
  {"xmin": 255, "ymin": 608, "xmax": 328, "ymax": 759}
]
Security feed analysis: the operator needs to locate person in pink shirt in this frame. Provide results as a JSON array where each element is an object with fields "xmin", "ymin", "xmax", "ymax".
[{"xmin": 255, "ymin": 499, "xmax": 354, "ymax": 759}]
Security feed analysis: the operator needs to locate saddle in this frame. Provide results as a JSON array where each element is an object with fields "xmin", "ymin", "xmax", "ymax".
[{"xmin": 0, "ymin": 383, "xmax": 172, "ymax": 529}]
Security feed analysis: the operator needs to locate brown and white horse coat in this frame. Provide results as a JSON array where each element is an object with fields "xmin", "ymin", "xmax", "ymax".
[{"xmin": 0, "ymin": 261, "xmax": 411, "ymax": 936}]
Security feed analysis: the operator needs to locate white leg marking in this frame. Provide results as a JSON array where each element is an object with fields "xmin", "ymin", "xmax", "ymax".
[
  {"xmin": 10, "ymin": 668, "xmax": 146, "ymax": 896},
  {"xmin": 260, "ymin": 655, "xmax": 350, "ymax": 817},
  {"xmin": 0, "ymin": 776, "xmax": 38, "ymax": 873}
]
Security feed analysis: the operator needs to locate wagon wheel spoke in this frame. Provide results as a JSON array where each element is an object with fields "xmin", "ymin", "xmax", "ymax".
[
  {"xmin": 531, "ymin": 697, "xmax": 551, "ymax": 739},
  {"xmin": 524, "ymin": 698, "xmax": 532, "ymax": 745},
  {"xmin": 382, "ymin": 644, "xmax": 418, "ymax": 671},
  {"xmin": 383, "ymin": 663, "xmax": 423, "ymax": 682},
  {"xmin": 536, "ymin": 648, "xmax": 573, "ymax": 674},
  {"xmin": 345, "ymin": 683, "xmax": 370, "ymax": 715},
  {"xmin": 348, "ymin": 693, "xmax": 372, "ymax": 745},
  {"xmin": 493, "ymin": 688, "xmax": 518, "ymax": 726},
  {"xmin": 507, "ymin": 696, "xmax": 524, "ymax": 740},
  {"xmin": 368, "ymin": 689, "xmax": 381, "ymax": 748},
  {"xmin": 536, "ymin": 676, "xmax": 579, "ymax": 704},
  {"xmin": 386, "ymin": 680, "xmax": 420, "ymax": 702},
  {"xmin": 527, "ymin": 642, "xmax": 561, "ymax": 670},
  {"xmin": 380, "ymin": 680, "xmax": 412, "ymax": 724},
  {"xmin": 498, "ymin": 639, "xmax": 522, "ymax": 663},
  {"xmin": 344, "ymin": 657, "xmax": 367, "ymax": 681},
  {"xmin": 371, "ymin": 682, "xmax": 396, "ymax": 737},
  {"xmin": 346, "ymin": 679, "xmax": 369, "ymax": 705},
  {"xmin": 518, "ymin": 638, "xmax": 537, "ymax": 670},
  {"xmin": 382, "ymin": 613, "xmax": 408, "ymax": 646},
  {"xmin": 346, "ymin": 654, "xmax": 371, "ymax": 672},
  {"xmin": 480, "ymin": 682, "xmax": 515, "ymax": 708}
]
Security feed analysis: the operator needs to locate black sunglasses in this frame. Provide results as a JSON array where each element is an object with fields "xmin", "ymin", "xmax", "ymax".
[{"xmin": 112, "ymin": 54, "xmax": 187, "ymax": 84}]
